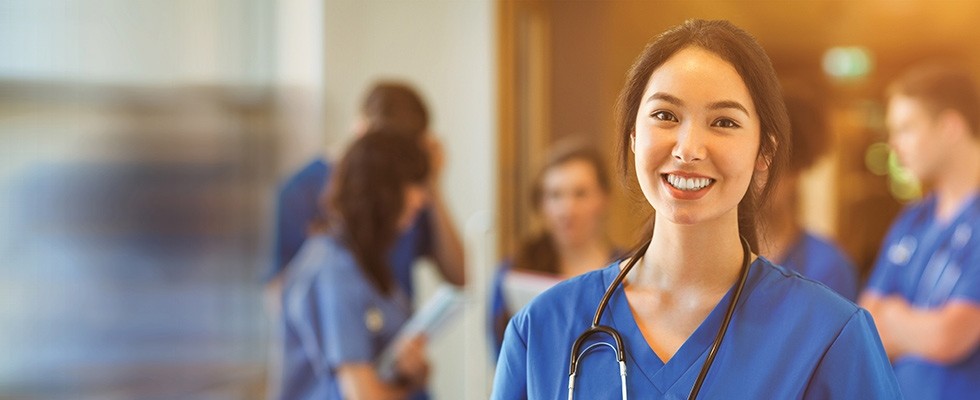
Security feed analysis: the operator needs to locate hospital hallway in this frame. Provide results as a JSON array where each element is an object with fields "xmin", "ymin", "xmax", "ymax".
[{"xmin": 2, "ymin": 1, "xmax": 979, "ymax": 399}]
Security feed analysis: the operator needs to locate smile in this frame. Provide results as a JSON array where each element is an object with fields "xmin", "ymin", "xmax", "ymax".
[{"xmin": 663, "ymin": 174, "xmax": 715, "ymax": 191}]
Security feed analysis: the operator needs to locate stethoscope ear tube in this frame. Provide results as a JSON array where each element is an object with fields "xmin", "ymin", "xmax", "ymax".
[
  {"xmin": 687, "ymin": 236, "xmax": 752, "ymax": 399},
  {"xmin": 567, "ymin": 239, "xmax": 649, "ymax": 379},
  {"xmin": 591, "ymin": 240, "xmax": 651, "ymax": 327}
]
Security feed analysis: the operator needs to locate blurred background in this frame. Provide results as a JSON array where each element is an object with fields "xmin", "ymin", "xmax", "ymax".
[{"xmin": 0, "ymin": 0, "xmax": 978, "ymax": 399}]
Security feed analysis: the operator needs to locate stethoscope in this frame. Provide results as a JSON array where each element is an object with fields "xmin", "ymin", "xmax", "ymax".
[{"xmin": 567, "ymin": 236, "xmax": 752, "ymax": 400}]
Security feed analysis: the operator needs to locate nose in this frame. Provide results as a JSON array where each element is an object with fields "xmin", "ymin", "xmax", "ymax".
[{"xmin": 672, "ymin": 123, "xmax": 706, "ymax": 163}]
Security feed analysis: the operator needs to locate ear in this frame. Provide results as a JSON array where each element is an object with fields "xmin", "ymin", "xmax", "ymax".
[
  {"xmin": 630, "ymin": 132, "xmax": 636, "ymax": 153},
  {"xmin": 755, "ymin": 153, "xmax": 771, "ymax": 172},
  {"xmin": 756, "ymin": 133, "xmax": 777, "ymax": 172}
]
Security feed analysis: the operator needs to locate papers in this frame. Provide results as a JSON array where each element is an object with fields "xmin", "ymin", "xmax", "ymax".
[
  {"xmin": 502, "ymin": 269, "xmax": 562, "ymax": 312},
  {"xmin": 375, "ymin": 284, "xmax": 464, "ymax": 382}
]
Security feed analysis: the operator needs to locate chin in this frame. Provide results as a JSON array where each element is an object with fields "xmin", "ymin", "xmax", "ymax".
[
  {"xmin": 660, "ymin": 204, "xmax": 728, "ymax": 226},
  {"xmin": 667, "ymin": 214, "xmax": 701, "ymax": 226},
  {"xmin": 554, "ymin": 233, "xmax": 583, "ymax": 247}
]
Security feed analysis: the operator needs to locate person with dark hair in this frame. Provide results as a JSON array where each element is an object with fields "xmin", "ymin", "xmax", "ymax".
[
  {"xmin": 492, "ymin": 19, "xmax": 899, "ymax": 399},
  {"xmin": 279, "ymin": 130, "xmax": 433, "ymax": 400},
  {"xmin": 859, "ymin": 62, "xmax": 980, "ymax": 399},
  {"xmin": 758, "ymin": 93, "xmax": 858, "ymax": 300},
  {"xmin": 487, "ymin": 140, "xmax": 619, "ymax": 359},
  {"xmin": 268, "ymin": 81, "xmax": 465, "ymax": 296}
]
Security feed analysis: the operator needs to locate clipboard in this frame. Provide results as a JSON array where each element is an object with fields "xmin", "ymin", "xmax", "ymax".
[
  {"xmin": 375, "ymin": 284, "xmax": 465, "ymax": 382},
  {"xmin": 502, "ymin": 269, "xmax": 562, "ymax": 312}
]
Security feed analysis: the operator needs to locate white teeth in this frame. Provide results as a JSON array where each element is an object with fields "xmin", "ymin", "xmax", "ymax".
[{"xmin": 665, "ymin": 174, "xmax": 713, "ymax": 191}]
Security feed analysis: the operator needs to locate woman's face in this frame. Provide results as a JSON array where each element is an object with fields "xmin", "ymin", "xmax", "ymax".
[
  {"xmin": 632, "ymin": 46, "xmax": 764, "ymax": 226},
  {"xmin": 540, "ymin": 159, "xmax": 609, "ymax": 248},
  {"xmin": 397, "ymin": 184, "xmax": 429, "ymax": 232}
]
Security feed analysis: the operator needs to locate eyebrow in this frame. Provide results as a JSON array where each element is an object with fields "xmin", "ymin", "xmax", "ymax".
[
  {"xmin": 645, "ymin": 92, "xmax": 751, "ymax": 117},
  {"xmin": 646, "ymin": 92, "xmax": 683, "ymax": 106},
  {"xmin": 708, "ymin": 100, "xmax": 750, "ymax": 117}
]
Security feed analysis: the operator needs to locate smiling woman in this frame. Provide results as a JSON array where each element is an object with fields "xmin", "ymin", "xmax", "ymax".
[
  {"xmin": 632, "ymin": 45, "xmax": 763, "ymax": 226},
  {"xmin": 491, "ymin": 19, "xmax": 902, "ymax": 400}
]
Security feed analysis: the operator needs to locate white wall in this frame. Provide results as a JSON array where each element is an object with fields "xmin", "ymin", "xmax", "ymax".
[
  {"xmin": 322, "ymin": 1, "xmax": 497, "ymax": 398},
  {"xmin": 0, "ymin": 0, "xmax": 273, "ymax": 86}
]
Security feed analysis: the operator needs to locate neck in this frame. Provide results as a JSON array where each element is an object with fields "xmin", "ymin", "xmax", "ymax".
[
  {"xmin": 933, "ymin": 140, "xmax": 980, "ymax": 223},
  {"xmin": 629, "ymin": 212, "xmax": 745, "ymax": 294},
  {"xmin": 556, "ymin": 236, "xmax": 612, "ymax": 277}
]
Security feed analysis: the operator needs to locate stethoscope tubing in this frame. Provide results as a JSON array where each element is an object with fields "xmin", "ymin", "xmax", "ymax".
[{"xmin": 567, "ymin": 236, "xmax": 752, "ymax": 400}]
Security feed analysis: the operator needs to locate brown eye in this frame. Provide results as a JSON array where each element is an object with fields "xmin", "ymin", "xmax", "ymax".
[
  {"xmin": 712, "ymin": 118, "xmax": 740, "ymax": 128},
  {"xmin": 651, "ymin": 110, "xmax": 678, "ymax": 122}
]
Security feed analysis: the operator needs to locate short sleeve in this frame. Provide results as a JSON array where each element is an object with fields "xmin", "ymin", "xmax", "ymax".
[
  {"xmin": 488, "ymin": 261, "xmax": 513, "ymax": 360},
  {"xmin": 267, "ymin": 161, "xmax": 329, "ymax": 282},
  {"xmin": 316, "ymin": 268, "xmax": 375, "ymax": 367},
  {"xmin": 491, "ymin": 311, "xmax": 529, "ymax": 400},
  {"xmin": 804, "ymin": 309, "xmax": 903, "ymax": 399}
]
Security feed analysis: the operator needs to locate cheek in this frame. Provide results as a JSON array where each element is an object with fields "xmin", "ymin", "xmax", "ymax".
[
  {"xmin": 632, "ymin": 143, "xmax": 663, "ymax": 186},
  {"xmin": 583, "ymin": 196, "xmax": 607, "ymax": 218},
  {"xmin": 720, "ymin": 146, "xmax": 761, "ymax": 185},
  {"xmin": 540, "ymin": 200, "xmax": 563, "ymax": 223}
]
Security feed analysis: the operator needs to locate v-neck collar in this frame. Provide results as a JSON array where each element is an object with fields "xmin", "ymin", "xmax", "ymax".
[{"xmin": 599, "ymin": 257, "xmax": 765, "ymax": 395}]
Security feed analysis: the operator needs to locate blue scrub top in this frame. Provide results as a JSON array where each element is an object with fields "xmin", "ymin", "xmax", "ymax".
[
  {"xmin": 488, "ymin": 249, "xmax": 623, "ymax": 360},
  {"xmin": 488, "ymin": 260, "xmax": 516, "ymax": 360},
  {"xmin": 866, "ymin": 193, "xmax": 980, "ymax": 399},
  {"xmin": 493, "ymin": 257, "xmax": 902, "ymax": 399},
  {"xmin": 279, "ymin": 235, "xmax": 427, "ymax": 400},
  {"xmin": 780, "ymin": 231, "xmax": 858, "ymax": 301},
  {"xmin": 268, "ymin": 157, "xmax": 433, "ymax": 298}
]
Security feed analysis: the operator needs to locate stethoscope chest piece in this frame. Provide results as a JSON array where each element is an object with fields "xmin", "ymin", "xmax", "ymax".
[{"xmin": 567, "ymin": 236, "xmax": 752, "ymax": 400}]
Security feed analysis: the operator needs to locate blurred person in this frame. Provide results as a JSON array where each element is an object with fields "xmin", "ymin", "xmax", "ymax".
[
  {"xmin": 859, "ymin": 62, "xmax": 980, "ymax": 399},
  {"xmin": 268, "ymin": 81, "xmax": 465, "ymax": 295},
  {"xmin": 492, "ymin": 19, "xmax": 900, "ymax": 399},
  {"xmin": 280, "ymin": 131, "xmax": 433, "ymax": 400},
  {"xmin": 488, "ymin": 141, "xmax": 620, "ymax": 359},
  {"xmin": 758, "ymin": 93, "xmax": 858, "ymax": 300},
  {"xmin": 266, "ymin": 82, "xmax": 463, "ymax": 397}
]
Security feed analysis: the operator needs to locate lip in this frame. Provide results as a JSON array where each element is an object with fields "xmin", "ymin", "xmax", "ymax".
[{"xmin": 661, "ymin": 171, "xmax": 714, "ymax": 200}]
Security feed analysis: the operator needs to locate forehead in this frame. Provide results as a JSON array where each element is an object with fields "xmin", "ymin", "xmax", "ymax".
[
  {"xmin": 642, "ymin": 46, "xmax": 756, "ymax": 112},
  {"xmin": 542, "ymin": 159, "xmax": 599, "ymax": 187},
  {"xmin": 887, "ymin": 95, "xmax": 932, "ymax": 122}
]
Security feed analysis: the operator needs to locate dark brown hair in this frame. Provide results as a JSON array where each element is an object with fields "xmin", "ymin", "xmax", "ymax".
[
  {"xmin": 515, "ymin": 142, "xmax": 612, "ymax": 274},
  {"xmin": 326, "ymin": 130, "xmax": 430, "ymax": 295},
  {"xmin": 616, "ymin": 19, "xmax": 790, "ymax": 252},
  {"xmin": 887, "ymin": 62, "xmax": 980, "ymax": 138},
  {"xmin": 784, "ymin": 93, "xmax": 829, "ymax": 173},
  {"xmin": 361, "ymin": 81, "xmax": 430, "ymax": 139}
]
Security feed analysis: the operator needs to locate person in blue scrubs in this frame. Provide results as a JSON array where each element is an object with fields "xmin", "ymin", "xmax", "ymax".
[
  {"xmin": 267, "ymin": 82, "xmax": 465, "ymax": 297},
  {"xmin": 280, "ymin": 131, "xmax": 433, "ymax": 400},
  {"xmin": 859, "ymin": 63, "xmax": 980, "ymax": 399},
  {"xmin": 489, "ymin": 141, "xmax": 620, "ymax": 359},
  {"xmin": 492, "ymin": 19, "xmax": 901, "ymax": 399},
  {"xmin": 759, "ymin": 93, "xmax": 858, "ymax": 300},
  {"xmin": 266, "ymin": 83, "xmax": 464, "ymax": 397}
]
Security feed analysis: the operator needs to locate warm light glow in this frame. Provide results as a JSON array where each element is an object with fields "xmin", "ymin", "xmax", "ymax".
[
  {"xmin": 887, "ymin": 151, "xmax": 922, "ymax": 201},
  {"xmin": 864, "ymin": 142, "xmax": 891, "ymax": 176},
  {"xmin": 822, "ymin": 46, "xmax": 874, "ymax": 80}
]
